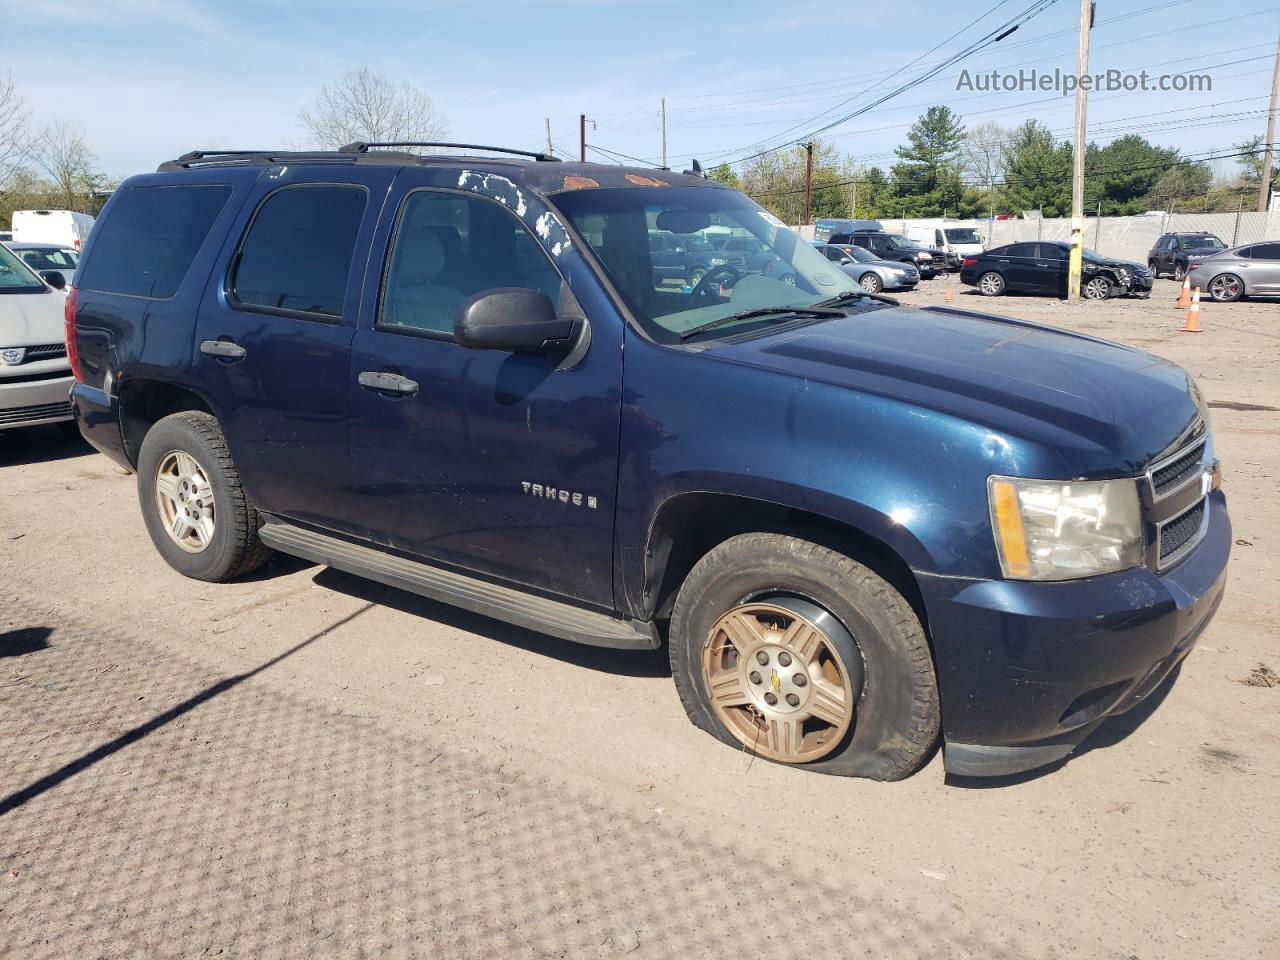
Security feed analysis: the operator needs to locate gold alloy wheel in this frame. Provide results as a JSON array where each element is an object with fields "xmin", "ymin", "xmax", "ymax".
[
  {"xmin": 701, "ymin": 601, "xmax": 857, "ymax": 763},
  {"xmin": 154, "ymin": 450, "xmax": 216, "ymax": 553}
]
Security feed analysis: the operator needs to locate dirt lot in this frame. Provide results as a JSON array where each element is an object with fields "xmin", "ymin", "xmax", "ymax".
[{"xmin": 2, "ymin": 278, "xmax": 1278, "ymax": 959}]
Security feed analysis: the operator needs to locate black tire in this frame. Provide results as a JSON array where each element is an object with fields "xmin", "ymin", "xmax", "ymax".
[
  {"xmin": 137, "ymin": 411, "xmax": 271, "ymax": 582},
  {"xmin": 859, "ymin": 271, "xmax": 883, "ymax": 293},
  {"xmin": 1083, "ymin": 275, "xmax": 1114, "ymax": 300},
  {"xmin": 686, "ymin": 266, "xmax": 707, "ymax": 289},
  {"xmin": 1173, "ymin": 261, "xmax": 1186, "ymax": 282},
  {"xmin": 669, "ymin": 533, "xmax": 940, "ymax": 780},
  {"xmin": 1147, "ymin": 260, "xmax": 1161, "ymax": 279},
  {"xmin": 1208, "ymin": 273, "xmax": 1244, "ymax": 303},
  {"xmin": 977, "ymin": 271, "xmax": 1005, "ymax": 296}
]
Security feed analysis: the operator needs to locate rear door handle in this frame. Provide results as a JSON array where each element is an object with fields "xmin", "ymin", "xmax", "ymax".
[
  {"xmin": 200, "ymin": 339, "xmax": 247, "ymax": 360},
  {"xmin": 358, "ymin": 370, "xmax": 419, "ymax": 396}
]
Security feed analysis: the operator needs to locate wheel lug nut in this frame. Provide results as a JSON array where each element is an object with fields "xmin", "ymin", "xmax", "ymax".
[
  {"xmin": 749, "ymin": 671, "xmax": 762, "ymax": 685},
  {"xmin": 764, "ymin": 692, "xmax": 778, "ymax": 706},
  {"xmin": 793, "ymin": 674, "xmax": 807, "ymax": 688},
  {"xmin": 786, "ymin": 693, "xmax": 800, "ymax": 707},
  {"xmin": 755, "ymin": 651, "xmax": 769, "ymax": 666},
  {"xmin": 777, "ymin": 651, "xmax": 792, "ymax": 667}
]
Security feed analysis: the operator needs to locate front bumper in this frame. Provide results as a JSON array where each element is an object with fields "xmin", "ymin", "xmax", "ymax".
[
  {"xmin": 919, "ymin": 491, "xmax": 1230, "ymax": 777},
  {"xmin": 0, "ymin": 373, "xmax": 75, "ymax": 429}
]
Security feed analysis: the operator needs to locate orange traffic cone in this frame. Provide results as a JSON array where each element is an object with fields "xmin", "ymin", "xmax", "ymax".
[
  {"xmin": 944, "ymin": 285, "xmax": 954, "ymax": 303},
  {"xmin": 1182, "ymin": 287, "xmax": 1201, "ymax": 333},
  {"xmin": 1177, "ymin": 274, "xmax": 1191, "ymax": 309}
]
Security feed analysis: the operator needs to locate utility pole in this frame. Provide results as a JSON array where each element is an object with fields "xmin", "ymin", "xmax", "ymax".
[
  {"xmin": 579, "ymin": 114, "xmax": 586, "ymax": 163},
  {"xmin": 545, "ymin": 117, "xmax": 553, "ymax": 157},
  {"xmin": 660, "ymin": 98, "xmax": 668, "ymax": 169},
  {"xmin": 803, "ymin": 142, "xmax": 814, "ymax": 226},
  {"xmin": 850, "ymin": 180, "xmax": 858, "ymax": 218},
  {"xmin": 1258, "ymin": 35, "xmax": 1280, "ymax": 212},
  {"xmin": 1068, "ymin": 0, "xmax": 1093, "ymax": 299}
]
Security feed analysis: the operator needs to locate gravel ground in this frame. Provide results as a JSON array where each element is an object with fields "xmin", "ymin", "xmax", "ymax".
[{"xmin": 2, "ymin": 277, "xmax": 1277, "ymax": 958}]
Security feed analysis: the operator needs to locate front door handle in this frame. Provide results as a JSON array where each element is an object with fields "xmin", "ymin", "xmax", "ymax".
[
  {"xmin": 358, "ymin": 370, "xmax": 419, "ymax": 396},
  {"xmin": 200, "ymin": 339, "xmax": 247, "ymax": 361}
]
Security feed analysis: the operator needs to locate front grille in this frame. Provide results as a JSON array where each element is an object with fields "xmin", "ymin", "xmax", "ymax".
[
  {"xmin": 0, "ymin": 400, "xmax": 72, "ymax": 426},
  {"xmin": 1158, "ymin": 498, "xmax": 1207, "ymax": 566},
  {"xmin": 1150, "ymin": 439, "xmax": 1206, "ymax": 496},
  {"xmin": 24, "ymin": 343, "xmax": 67, "ymax": 361}
]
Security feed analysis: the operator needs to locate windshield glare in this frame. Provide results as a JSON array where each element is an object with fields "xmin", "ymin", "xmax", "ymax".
[
  {"xmin": 1183, "ymin": 236, "xmax": 1224, "ymax": 249},
  {"xmin": 0, "ymin": 244, "xmax": 47, "ymax": 293},
  {"xmin": 945, "ymin": 228, "xmax": 981, "ymax": 243},
  {"xmin": 551, "ymin": 186, "xmax": 859, "ymax": 341}
]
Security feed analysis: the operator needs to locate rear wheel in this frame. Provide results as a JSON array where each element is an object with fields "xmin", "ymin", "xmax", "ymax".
[
  {"xmin": 977, "ymin": 271, "xmax": 1005, "ymax": 296},
  {"xmin": 137, "ymin": 411, "xmax": 271, "ymax": 582},
  {"xmin": 859, "ymin": 271, "xmax": 883, "ymax": 293},
  {"xmin": 1208, "ymin": 273, "xmax": 1244, "ymax": 302},
  {"xmin": 669, "ymin": 533, "xmax": 940, "ymax": 780}
]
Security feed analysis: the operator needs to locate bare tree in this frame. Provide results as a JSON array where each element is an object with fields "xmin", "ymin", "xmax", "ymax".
[
  {"xmin": 961, "ymin": 121, "xmax": 1010, "ymax": 193},
  {"xmin": 299, "ymin": 67, "xmax": 448, "ymax": 149},
  {"xmin": 0, "ymin": 71, "xmax": 29, "ymax": 190},
  {"xmin": 33, "ymin": 121, "xmax": 101, "ymax": 210}
]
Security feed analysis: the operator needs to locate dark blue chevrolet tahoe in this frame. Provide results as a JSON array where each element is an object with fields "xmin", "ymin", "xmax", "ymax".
[{"xmin": 67, "ymin": 143, "xmax": 1230, "ymax": 780}]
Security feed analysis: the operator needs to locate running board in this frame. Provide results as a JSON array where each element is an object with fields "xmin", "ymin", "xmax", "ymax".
[{"xmin": 258, "ymin": 520, "xmax": 660, "ymax": 651}]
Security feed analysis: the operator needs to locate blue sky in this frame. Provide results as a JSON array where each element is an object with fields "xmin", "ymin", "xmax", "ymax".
[{"xmin": 2, "ymin": 0, "xmax": 1276, "ymax": 181}]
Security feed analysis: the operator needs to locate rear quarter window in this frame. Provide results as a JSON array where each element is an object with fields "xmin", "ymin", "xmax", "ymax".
[{"xmin": 77, "ymin": 185, "xmax": 232, "ymax": 299}]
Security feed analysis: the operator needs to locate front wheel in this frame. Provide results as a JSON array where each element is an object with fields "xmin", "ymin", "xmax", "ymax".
[
  {"xmin": 859, "ymin": 271, "xmax": 883, "ymax": 293},
  {"xmin": 137, "ymin": 411, "xmax": 271, "ymax": 582},
  {"xmin": 1148, "ymin": 260, "xmax": 1161, "ymax": 279},
  {"xmin": 1083, "ymin": 276, "xmax": 1114, "ymax": 300},
  {"xmin": 1173, "ymin": 262, "xmax": 1186, "ymax": 282},
  {"xmin": 669, "ymin": 533, "xmax": 940, "ymax": 780}
]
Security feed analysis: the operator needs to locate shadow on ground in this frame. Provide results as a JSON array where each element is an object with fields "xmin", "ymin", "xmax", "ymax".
[
  {"xmin": 1, "ymin": 597, "xmax": 1021, "ymax": 959},
  {"xmin": 0, "ymin": 626, "xmax": 52, "ymax": 658},
  {"xmin": 0, "ymin": 425, "xmax": 93, "ymax": 467},
  {"xmin": 312, "ymin": 566, "xmax": 671, "ymax": 679}
]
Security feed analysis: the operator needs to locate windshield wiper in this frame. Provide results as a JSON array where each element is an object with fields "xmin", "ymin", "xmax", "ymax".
[
  {"xmin": 678, "ymin": 305, "xmax": 846, "ymax": 341},
  {"xmin": 814, "ymin": 290, "xmax": 899, "ymax": 308}
]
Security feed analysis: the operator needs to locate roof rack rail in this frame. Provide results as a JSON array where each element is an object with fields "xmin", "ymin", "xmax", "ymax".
[
  {"xmin": 157, "ymin": 149, "xmax": 383, "ymax": 172},
  {"xmin": 340, "ymin": 141, "xmax": 559, "ymax": 162}
]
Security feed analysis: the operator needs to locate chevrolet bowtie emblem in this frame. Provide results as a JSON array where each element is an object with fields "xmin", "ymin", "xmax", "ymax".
[{"xmin": 770, "ymin": 671, "xmax": 780, "ymax": 692}]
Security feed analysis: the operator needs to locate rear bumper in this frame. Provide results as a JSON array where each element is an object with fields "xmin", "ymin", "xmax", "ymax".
[
  {"xmin": 920, "ymin": 491, "xmax": 1230, "ymax": 777},
  {"xmin": 69, "ymin": 381, "xmax": 131, "ymax": 468},
  {"xmin": 0, "ymin": 374, "xmax": 75, "ymax": 429}
]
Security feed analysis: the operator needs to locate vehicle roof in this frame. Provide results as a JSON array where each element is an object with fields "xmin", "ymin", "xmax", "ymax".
[
  {"xmin": 5, "ymin": 241, "xmax": 75, "ymax": 250},
  {"xmin": 153, "ymin": 145, "xmax": 717, "ymax": 195}
]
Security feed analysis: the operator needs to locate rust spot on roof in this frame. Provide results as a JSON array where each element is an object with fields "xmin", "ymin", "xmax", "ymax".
[
  {"xmin": 624, "ymin": 174, "xmax": 667, "ymax": 187},
  {"xmin": 562, "ymin": 175, "xmax": 600, "ymax": 190}
]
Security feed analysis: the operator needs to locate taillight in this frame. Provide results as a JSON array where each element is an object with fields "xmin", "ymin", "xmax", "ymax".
[
  {"xmin": 963, "ymin": 257, "xmax": 978, "ymax": 267},
  {"xmin": 64, "ymin": 287, "xmax": 83, "ymax": 382}
]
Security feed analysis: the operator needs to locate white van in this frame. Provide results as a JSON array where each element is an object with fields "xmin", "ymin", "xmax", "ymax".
[
  {"xmin": 11, "ymin": 209, "xmax": 96, "ymax": 251},
  {"xmin": 905, "ymin": 221, "xmax": 985, "ymax": 267}
]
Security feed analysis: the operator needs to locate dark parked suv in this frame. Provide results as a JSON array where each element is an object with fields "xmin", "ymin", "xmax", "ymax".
[
  {"xmin": 68, "ymin": 143, "xmax": 1230, "ymax": 780},
  {"xmin": 1148, "ymin": 232, "xmax": 1227, "ymax": 281},
  {"xmin": 837, "ymin": 230, "xmax": 944, "ymax": 278}
]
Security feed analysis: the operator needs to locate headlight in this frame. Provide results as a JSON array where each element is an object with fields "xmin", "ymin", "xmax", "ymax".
[
  {"xmin": 988, "ymin": 476, "xmax": 1143, "ymax": 581},
  {"xmin": 709, "ymin": 257, "xmax": 728, "ymax": 266}
]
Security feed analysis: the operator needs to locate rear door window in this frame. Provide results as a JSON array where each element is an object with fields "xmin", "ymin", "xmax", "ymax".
[
  {"xmin": 230, "ymin": 184, "xmax": 367, "ymax": 319},
  {"xmin": 1005, "ymin": 243, "xmax": 1037, "ymax": 258},
  {"xmin": 76, "ymin": 184, "xmax": 231, "ymax": 299},
  {"xmin": 1249, "ymin": 243, "xmax": 1280, "ymax": 260}
]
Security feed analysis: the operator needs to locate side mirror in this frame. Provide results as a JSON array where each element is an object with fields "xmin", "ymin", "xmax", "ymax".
[
  {"xmin": 40, "ymin": 270, "xmax": 67, "ymax": 290},
  {"xmin": 840, "ymin": 256, "xmax": 854, "ymax": 265},
  {"xmin": 453, "ymin": 288, "xmax": 579, "ymax": 354}
]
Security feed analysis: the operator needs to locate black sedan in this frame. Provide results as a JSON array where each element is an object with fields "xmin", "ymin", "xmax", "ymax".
[{"xmin": 959, "ymin": 241, "xmax": 1153, "ymax": 300}]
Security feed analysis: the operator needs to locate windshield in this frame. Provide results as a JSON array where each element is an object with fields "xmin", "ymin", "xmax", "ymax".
[
  {"xmin": 551, "ymin": 186, "xmax": 859, "ymax": 341},
  {"xmin": 15, "ymin": 247, "xmax": 78, "ymax": 271},
  {"xmin": 0, "ymin": 243, "xmax": 47, "ymax": 293},
  {"xmin": 1182, "ymin": 236, "xmax": 1224, "ymax": 249},
  {"xmin": 944, "ymin": 228, "xmax": 981, "ymax": 243},
  {"xmin": 842, "ymin": 245, "xmax": 877, "ymax": 263}
]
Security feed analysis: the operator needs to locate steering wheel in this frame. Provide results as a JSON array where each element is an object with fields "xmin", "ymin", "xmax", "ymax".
[{"xmin": 689, "ymin": 264, "xmax": 742, "ymax": 302}]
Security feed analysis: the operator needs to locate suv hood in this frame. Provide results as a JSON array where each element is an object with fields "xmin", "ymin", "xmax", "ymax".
[
  {"xmin": 0, "ymin": 290, "xmax": 64, "ymax": 345},
  {"xmin": 713, "ymin": 304, "xmax": 1197, "ymax": 476}
]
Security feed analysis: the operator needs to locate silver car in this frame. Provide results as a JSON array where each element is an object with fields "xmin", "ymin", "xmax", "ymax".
[
  {"xmin": 1188, "ymin": 241, "xmax": 1280, "ymax": 302},
  {"xmin": 811, "ymin": 242, "xmax": 918, "ymax": 293}
]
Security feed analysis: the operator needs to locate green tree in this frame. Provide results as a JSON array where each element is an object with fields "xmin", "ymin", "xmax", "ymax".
[
  {"xmin": 739, "ymin": 138, "xmax": 856, "ymax": 224},
  {"xmin": 707, "ymin": 163, "xmax": 739, "ymax": 189},
  {"xmin": 1085, "ymin": 135, "xmax": 1177, "ymax": 214},
  {"xmin": 998, "ymin": 120, "xmax": 1072, "ymax": 217},
  {"xmin": 1145, "ymin": 162, "xmax": 1212, "ymax": 211},
  {"xmin": 887, "ymin": 105, "xmax": 967, "ymax": 216}
]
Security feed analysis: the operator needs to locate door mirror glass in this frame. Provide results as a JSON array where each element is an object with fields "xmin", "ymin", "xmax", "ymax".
[
  {"xmin": 40, "ymin": 269, "xmax": 66, "ymax": 290},
  {"xmin": 453, "ymin": 288, "xmax": 578, "ymax": 353}
]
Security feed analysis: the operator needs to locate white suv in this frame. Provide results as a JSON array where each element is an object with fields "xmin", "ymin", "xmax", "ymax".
[{"xmin": 1, "ymin": 243, "xmax": 74, "ymax": 431}]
